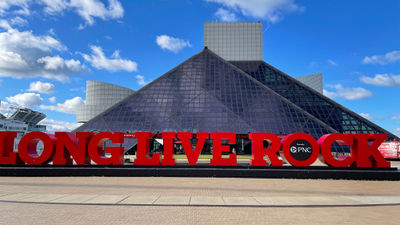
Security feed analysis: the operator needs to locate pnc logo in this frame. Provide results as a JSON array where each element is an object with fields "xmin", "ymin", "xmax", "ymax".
[{"xmin": 290, "ymin": 146, "xmax": 312, "ymax": 153}]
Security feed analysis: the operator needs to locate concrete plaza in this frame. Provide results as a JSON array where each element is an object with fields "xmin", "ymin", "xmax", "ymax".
[{"xmin": 0, "ymin": 174, "xmax": 400, "ymax": 225}]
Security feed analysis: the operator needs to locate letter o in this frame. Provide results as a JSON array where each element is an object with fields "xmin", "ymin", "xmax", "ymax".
[
  {"xmin": 282, "ymin": 133, "xmax": 319, "ymax": 167},
  {"xmin": 18, "ymin": 132, "xmax": 56, "ymax": 165}
]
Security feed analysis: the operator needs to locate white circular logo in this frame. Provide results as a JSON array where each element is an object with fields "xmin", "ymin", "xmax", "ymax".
[{"xmin": 290, "ymin": 146, "xmax": 297, "ymax": 153}]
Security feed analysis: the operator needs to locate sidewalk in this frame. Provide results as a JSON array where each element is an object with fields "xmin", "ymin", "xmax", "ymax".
[{"xmin": 0, "ymin": 176, "xmax": 400, "ymax": 224}]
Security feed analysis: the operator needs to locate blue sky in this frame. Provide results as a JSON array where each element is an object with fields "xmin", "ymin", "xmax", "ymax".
[{"xmin": 0, "ymin": 0, "xmax": 399, "ymax": 135}]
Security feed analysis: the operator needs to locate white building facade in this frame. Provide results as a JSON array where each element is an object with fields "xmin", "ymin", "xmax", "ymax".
[
  {"xmin": 204, "ymin": 22, "xmax": 263, "ymax": 61},
  {"xmin": 77, "ymin": 81, "xmax": 134, "ymax": 123}
]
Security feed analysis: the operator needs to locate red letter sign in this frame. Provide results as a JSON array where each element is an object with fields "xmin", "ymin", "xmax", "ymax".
[
  {"xmin": 161, "ymin": 132, "xmax": 176, "ymax": 165},
  {"xmin": 88, "ymin": 132, "xmax": 124, "ymax": 165},
  {"xmin": 210, "ymin": 132, "xmax": 237, "ymax": 166},
  {"xmin": 352, "ymin": 133, "xmax": 390, "ymax": 168},
  {"xmin": 18, "ymin": 132, "xmax": 56, "ymax": 165},
  {"xmin": 281, "ymin": 133, "xmax": 319, "ymax": 167},
  {"xmin": 53, "ymin": 132, "xmax": 93, "ymax": 165},
  {"xmin": 318, "ymin": 133, "xmax": 354, "ymax": 167},
  {"xmin": 249, "ymin": 133, "xmax": 282, "ymax": 166},
  {"xmin": 178, "ymin": 132, "xmax": 208, "ymax": 165},
  {"xmin": 134, "ymin": 132, "xmax": 160, "ymax": 165},
  {"xmin": 0, "ymin": 132, "xmax": 21, "ymax": 164}
]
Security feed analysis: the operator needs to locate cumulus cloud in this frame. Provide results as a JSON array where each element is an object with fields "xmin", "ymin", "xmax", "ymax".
[
  {"xmin": 0, "ymin": 22, "xmax": 85, "ymax": 82},
  {"xmin": 69, "ymin": 0, "xmax": 124, "ymax": 26},
  {"xmin": 323, "ymin": 84, "xmax": 373, "ymax": 100},
  {"xmin": 362, "ymin": 50, "xmax": 400, "ymax": 65},
  {"xmin": 215, "ymin": 8, "xmax": 238, "ymax": 22},
  {"xmin": 360, "ymin": 74, "xmax": 400, "ymax": 87},
  {"xmin": 6, "ymin": 93, "xmax": 43, "ymax": 107},
  {"xmin": 28, "ymin": 81, "xmax": 55, "ymax": 94},
  {"xmin": 136, "ymin": 75, "xmax": 149, "ymax": 86},
  {"xmin": 39, "ymin": 118, "xmax": 80, "ymax": 132},
  {"xmin": 82, "ymin": 45, "xmax": 137, "ymax": 72},
  {"xmin": 205, "ymin": 0, "xmax": 304, "ymax": 23},
  {"xmin": 37, "ymin": 55, "xmax": 84, "ymax": 72},
  {"xmin": 40, "ymin": 96, "xmax": 84, "ymax": 114},
  {"xmin": 359, "ymin": 113, "xmax": 383, "ymax": 121},
  {"xmin": 156, "ymin": 35, "xmax": 191, "ymax": 53}
]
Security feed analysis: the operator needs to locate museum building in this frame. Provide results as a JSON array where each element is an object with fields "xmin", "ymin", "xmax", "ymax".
[{"xmin": 74, "ymin": 22, "xmax": 398, "ymax": 153}]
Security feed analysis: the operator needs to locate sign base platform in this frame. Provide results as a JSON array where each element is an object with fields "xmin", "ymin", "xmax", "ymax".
[{"xmin": 0, "ymin": 165, "xmax": 399, "ymax": 180}]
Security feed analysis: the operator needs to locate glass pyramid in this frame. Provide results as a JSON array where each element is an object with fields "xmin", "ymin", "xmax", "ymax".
[
  {"xmin": 75, "ymin": 48, "xmax": 397, "ymax": 151},
  {"xmin": 75, "ymin": 48, "xmax": 343, "ymax": 147},
  {"xmin": 229, "ymin": 61, "xmax": 398, "ymax": 140}
]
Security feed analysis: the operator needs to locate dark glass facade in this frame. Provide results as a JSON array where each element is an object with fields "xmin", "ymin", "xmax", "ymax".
[
  {"xmin": 230, "ymin": 61, "xmax": 397, "ymax": 139},
  {"xmin": 75, "ymin": 48, "xmax": 398, "ymax": 150}
]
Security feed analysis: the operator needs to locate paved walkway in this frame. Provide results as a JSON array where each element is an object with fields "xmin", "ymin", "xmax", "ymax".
[
  {"xmin": 0, "ymin": 176, "xmax": 400, "ymax": 224},
  {"xmin": 2, "ymin": 161, "xmax": 400, "ymax": 224},
  {"xmin": 1, "ymin": 192, "xmax": 400, "ymax": 207}
]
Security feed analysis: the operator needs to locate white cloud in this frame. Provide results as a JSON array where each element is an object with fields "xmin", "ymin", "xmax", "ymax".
[
  {"xmin": 39, "ymin": 118, "xmax": 80, "ymax": 132},
  {"xmin": 48, "ymin": 28, "xmax": 55, "ymax": 36},
  {"xmin": 48, "ymin": 96, "xmax": 56, "ymax": 103},
  {"xmin": 69, "ymin": 0, "xmax": 124, "ymax": 26},
  {"xmin": 156, "ymin": 35, "xmax": 191, "ymax": 53},
  {"xmin": 0, "ymin": 20, "xmax": 11, "ymax": 30},
  {"xmin": 393, "ymin": 128, "xmax": 400, "ymax": 137},
  {"xmin": 28, "ymin": 81, "xmax": 55, "ymax": 94},
  {"xmin": 39, "ymin": 0, "xmax": 68, "ymax": 15},
  {"xmin": 205, "ymin": 0, "xmax": 304, "ymax": 23},
  {"xmin": 82, "ymin": 45, "xmax": 137, "ymax": 72},
  {"xmin": 0, "ymin": 23, "xmax": 85, "ymax": 82},
  {"xmin": 360, "ymin": 74, "xmax": 400, "ymax": 87},
  {"xmin": 1, "ymin": 1, "xmax": 123, "ymax": 28},
  {"xmin": 323, "ymin": 84, "xmax": 373, "ymax": 100},
  {"xmin": 10, "ymin": 17, "xmax": 28, "ymax": 27},
  {"xmin": 37, "ymin": 55, "xmax": 84, "ymax": 72},
  {"xmin": 362, "ymin": 50, "xmax": 400, "ymax": 65},
  {"xmin": 0, "ymin": 100, "xmax": 11, "ymax": 116},
  {"xmin": 0, "ymin": 0, "xmax": 30, "ymax": 16},
  {"xmin": 323, "ymin": 89, "xmax": 336, "ymax": 99},
  {"xmin": 391, "ymin": 115, "xmax": 400, "ymax": 120},
  {"xmin": 309, "ymin": 61, "xmax": 318, "ymax": 68},
  {"xmin": 215, "ymin": 8, "xmax": 238, "ymax": 22},
  {"xmin": 6, "ymin": 93, "xmax": 43, "ymax": 107},
  {"xmin": 0, "ymin": 21, "xmax": 63, "ymax": 51},
  {"xmin": 136, "ymin": 75, "xmax": 149, "ymax": 86},
  {"xmin": 328, "ymin": 59, "xmax": 337, "ymax": 66},
  {"xmin": 40, "ymin": 96, "xmax": 84, "ymax": 114},
  {"xmin": 359, "ymin": 113, "xmax": 383, "ymax": 121}
]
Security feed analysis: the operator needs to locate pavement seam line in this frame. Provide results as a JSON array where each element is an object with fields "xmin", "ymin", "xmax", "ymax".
[
  {"xmin": 151, "ymin": 195, "xmax": 161, "ymax": 204},
  {"xmin": 221, "ymin": 196, "xmax": 226, "ymax": 205},
  {"xmin": 115, "ymin": 195, "xmax": 131, "ymax": 204},
  {"xmin": 24, "ymin": 194, "xmax": 68, "ymax": 202},
  {"xmin": 252, "ymin": 197, "xmax": 263, "ymax": 205},
  {"xmin": 81, "ymin": 194, "xmax": 100, "ymax": 203}
]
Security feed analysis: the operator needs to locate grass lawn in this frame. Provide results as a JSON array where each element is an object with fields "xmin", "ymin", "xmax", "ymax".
[{"xmin": 173, "ymin": 154, "xmax": 252, "ymax": 159}]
